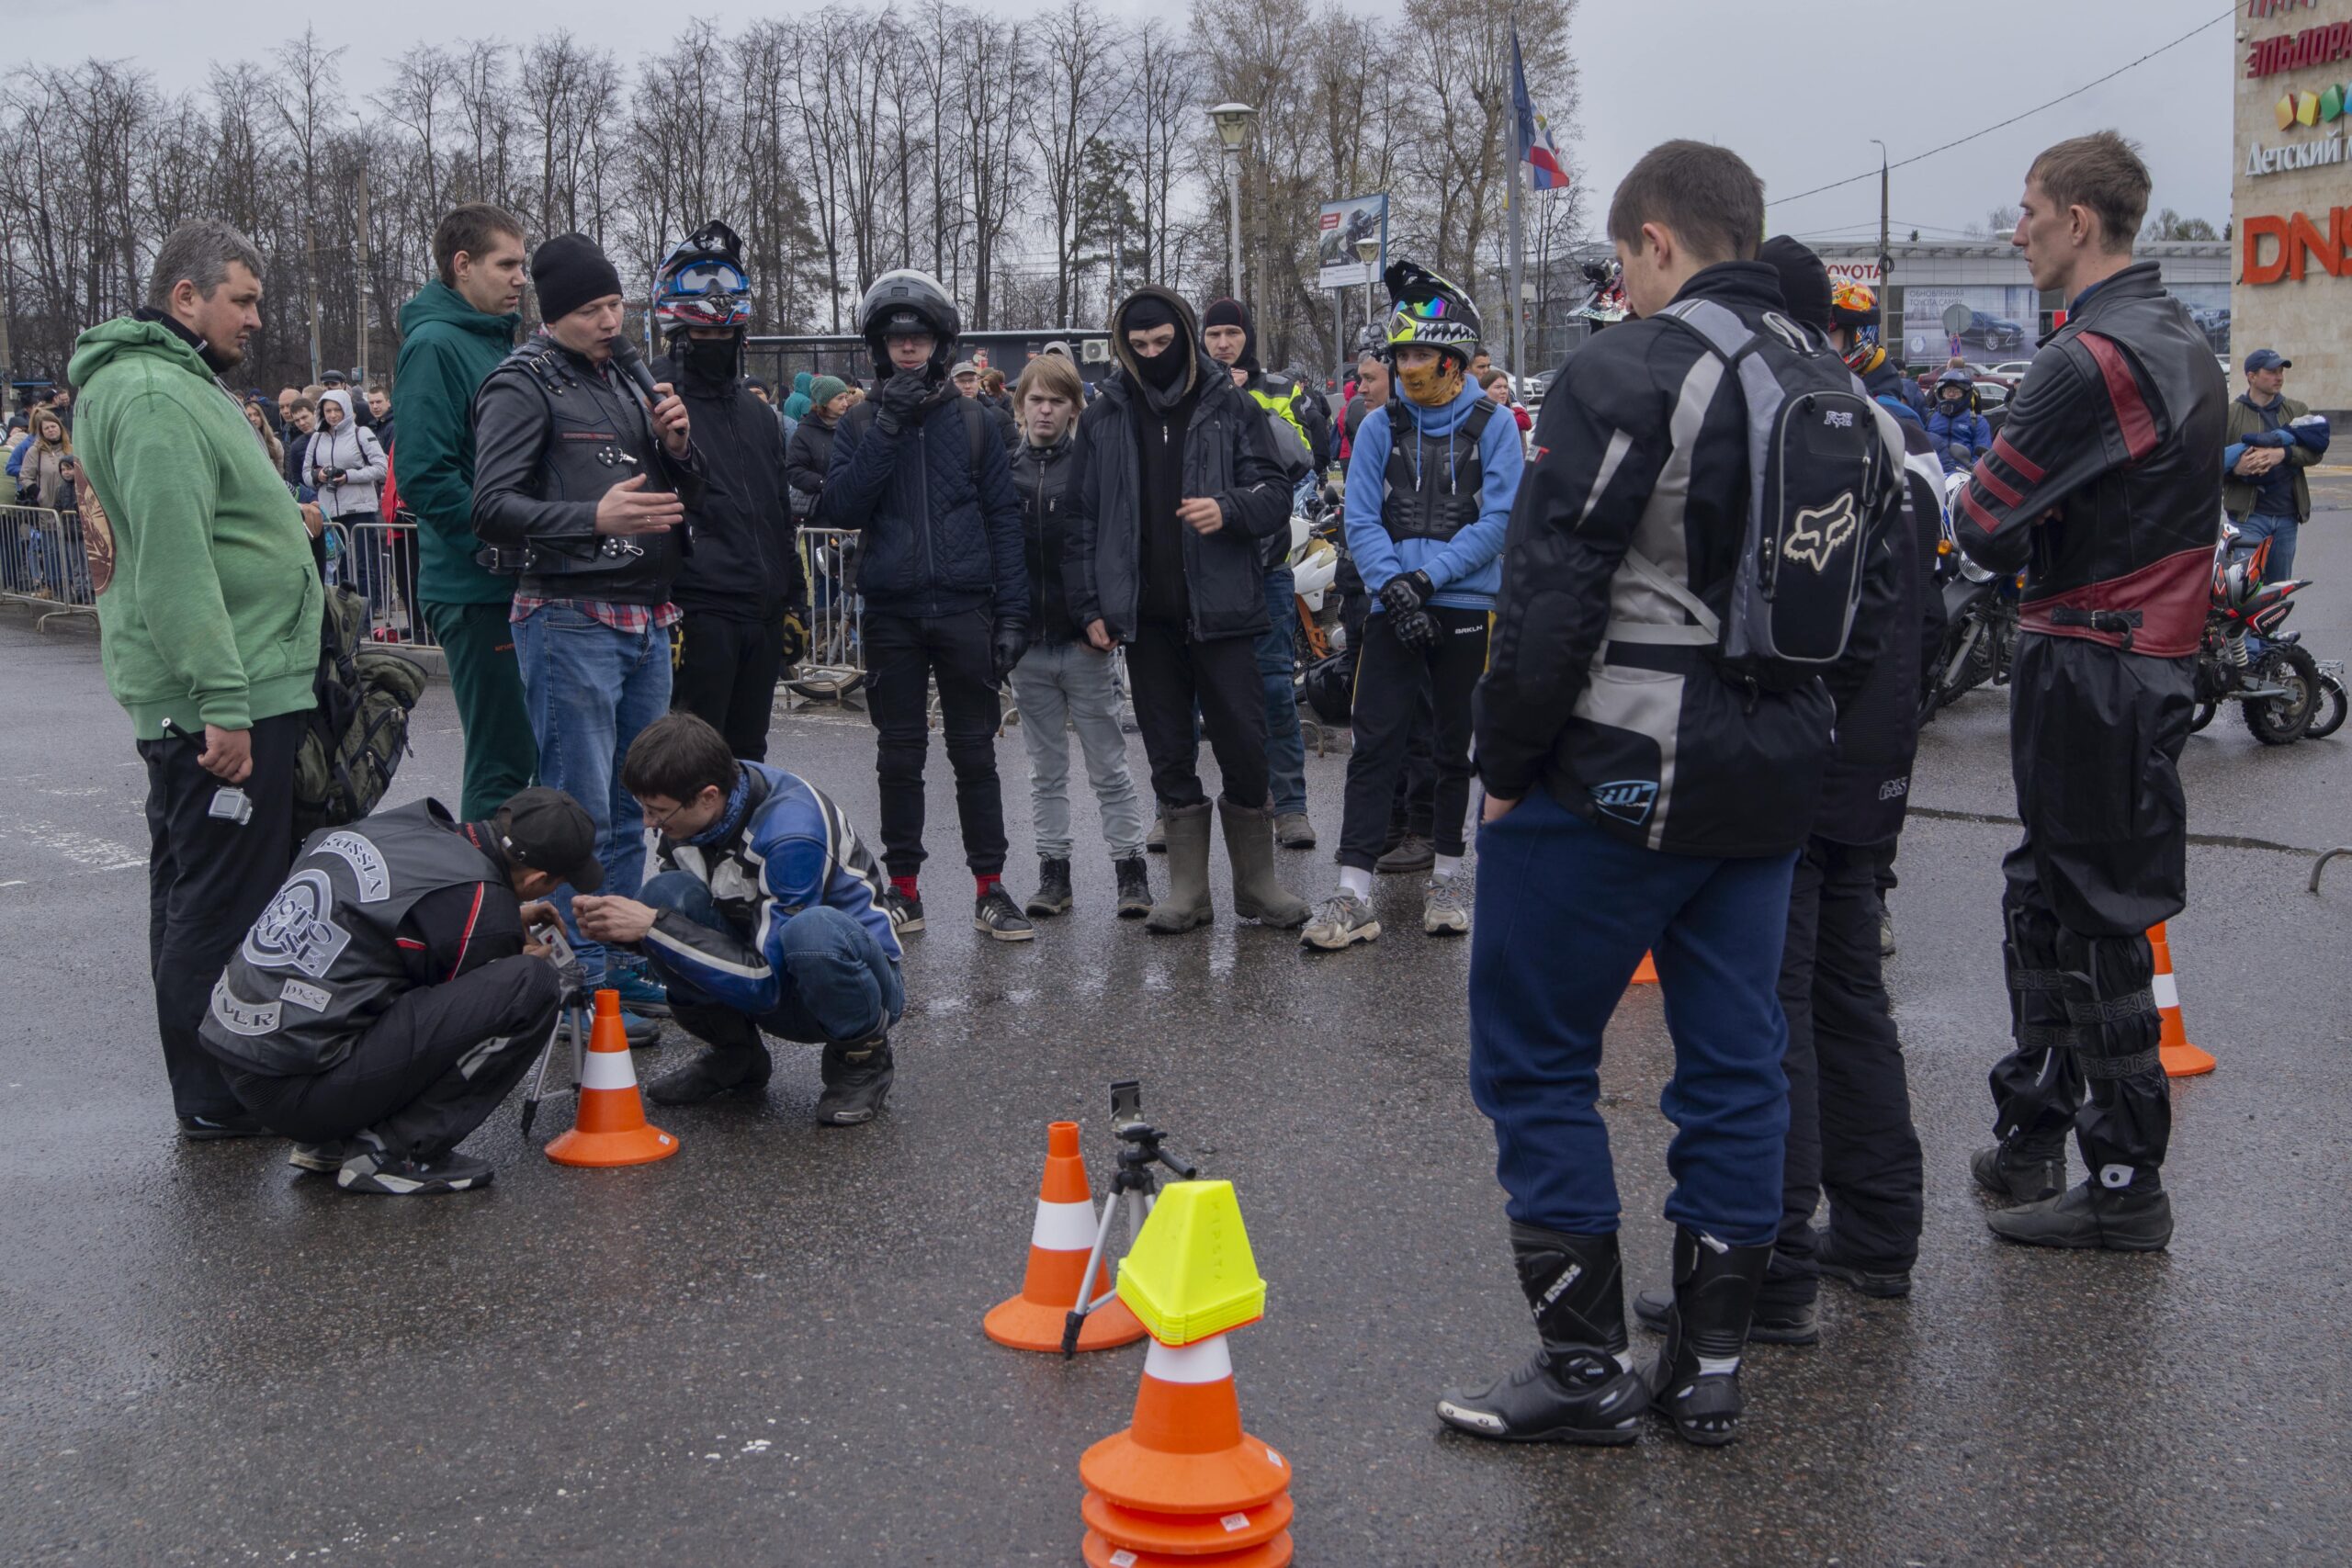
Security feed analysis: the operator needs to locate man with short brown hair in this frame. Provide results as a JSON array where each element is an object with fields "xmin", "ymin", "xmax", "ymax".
[{"xmin": 1953, "ymin": 131, "xmax": 2224, "ymax": 1250}]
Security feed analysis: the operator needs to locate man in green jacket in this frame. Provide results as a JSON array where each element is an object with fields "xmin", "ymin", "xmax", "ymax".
[
  {"xmin": 69, "ymin": 219, "xmax": 324, "ymax": 1139},
  {"xmin": 394, "ymin": 203, "xmax": 531, "ymax": 819},
  {"xmin": 2222, "ymin": 347, "xmax": 2324, "ymax": 581}
]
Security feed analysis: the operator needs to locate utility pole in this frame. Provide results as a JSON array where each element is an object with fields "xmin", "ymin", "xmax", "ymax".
[
  {"xmin": 351, "ymin": 111, "xmax": 372, "ymax": 388},
  {"xmin": 1871, "ymin": 139, "xmax": 1892, "ymax": 350},
  {"xmin": 306, "ymin": 215, "xmax": 323, "ymax": 386}
]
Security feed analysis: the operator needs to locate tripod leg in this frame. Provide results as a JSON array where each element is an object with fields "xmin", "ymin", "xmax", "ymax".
[
  {"xmin": 517, "ymin": 1005, "xmax": 569, "ymax": 1139},
  {"xmin": 1061, "ymin": 1193, "xmax": 1126, "ymax": 1359}
]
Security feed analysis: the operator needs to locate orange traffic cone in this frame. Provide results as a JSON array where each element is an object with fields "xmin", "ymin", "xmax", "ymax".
[
  {"xmin": 985, "ymin": 1122, "xmax": 1146, "ymax": 1353},
  {"xmin": 1080, "ymin": 1335, "xmax": 1294, "ymax": 1568},
  {"xmin": 1633, "ymin": 952, "xmax": 1659, "ymax": 985},
  {"xmin": 2148, "ymin": 923, "xmax": 2214, "ymax": 1077},
  {"xmin": 546, "ymin": 988, "xmax": 682, "ymax": 1168}
]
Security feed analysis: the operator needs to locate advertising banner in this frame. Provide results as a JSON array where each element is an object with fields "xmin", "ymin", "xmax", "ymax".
[{"xmin": 1317, "ymin": 195, "xmax": 1388, "ymax": 288}]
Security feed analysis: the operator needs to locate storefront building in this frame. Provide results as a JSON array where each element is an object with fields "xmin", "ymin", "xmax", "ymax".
[{"xmin": 2233, "ymin": 0, "xmax": 2352, "ymax": 416}]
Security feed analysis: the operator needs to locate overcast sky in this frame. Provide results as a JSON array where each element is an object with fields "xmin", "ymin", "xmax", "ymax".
[{"xmin": 12, "ymin": 0, "xmax": 2238, "ymax": 243}]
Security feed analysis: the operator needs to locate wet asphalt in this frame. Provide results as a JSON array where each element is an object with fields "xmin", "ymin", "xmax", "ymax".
[{"xmin": 5, "ymin": 483, "xmax": 2351, "ymax": 1566}]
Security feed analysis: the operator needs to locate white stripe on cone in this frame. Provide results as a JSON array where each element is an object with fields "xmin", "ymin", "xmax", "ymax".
[
  {"xmin": 580, "ymin": 1048, "xmax": 640, "ymax": 1091},
  {"xmin": 1141, "ymin": 1333, "xmax": 1234, "ymax": 1384},
  {"xmin": 1030, "ymin": 1197, "xmax": 1098, "ymax": 1250},
  {"xmin": 2152, "ymin": 972, "xmax": 2179, "ymax": 1009}
]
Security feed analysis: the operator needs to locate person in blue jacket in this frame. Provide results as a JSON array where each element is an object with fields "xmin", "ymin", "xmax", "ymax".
[
  {"xmin": 1925, "ymin": 369, "xmax": 1995, "ymax": 473},
  {"xmin": 572, "ymin": 712, "xmax": 905, "ymax": 1128},
  {"xmin": 1301, "ymin": 262, "xmax": 1521, "ymax": 952}
]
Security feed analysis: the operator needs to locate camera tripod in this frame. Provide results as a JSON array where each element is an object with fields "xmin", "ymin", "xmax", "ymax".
[
  {"xmin": 1059, "ymin": 1120, "xmax": 1199, "ymax": 1359},
  {"xmin": 518, "ymin": 929, "xmax": 593, "ymax": 1140}
]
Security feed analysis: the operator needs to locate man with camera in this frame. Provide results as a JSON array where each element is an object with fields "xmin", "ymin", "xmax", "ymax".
[
  {"xmin": 471, "ymin": 231, "xmax": 704, "ymax": 1035},
  {"xmin": 197, "ymin": 788, "xmax": 605, "ymax": 1194}
]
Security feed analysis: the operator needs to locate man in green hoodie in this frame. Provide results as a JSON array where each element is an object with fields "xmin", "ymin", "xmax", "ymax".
[
  {"xmin": 394, "ymin": 203, "xmax": 531, "ymax": 820},
  {"xmin": 69, "ymin": 220, "xmax": 325, "ymax": 1139}
]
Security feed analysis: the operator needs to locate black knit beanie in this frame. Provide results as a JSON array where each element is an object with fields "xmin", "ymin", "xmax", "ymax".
[
  {"xmin": 533, "ymin": 233, "xmax": 625, "ymax": 325},
  {"xmin": 1758, "ymin": 236, "xmax": 1834, "ymax": 333}
]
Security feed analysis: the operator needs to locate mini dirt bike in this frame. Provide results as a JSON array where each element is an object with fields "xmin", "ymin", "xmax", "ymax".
[
  {"xmin": 2190, "ymin": 531, "xmax": 2320, "ymax": 745},
  {"xmin": 1919, "ymin": 476, "xmax": 2022, "ymax": 724}
]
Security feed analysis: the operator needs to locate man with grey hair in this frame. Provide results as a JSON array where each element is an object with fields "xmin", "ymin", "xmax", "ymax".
[{"xmin": 69, "ymin": 219, "xmax": 324, "ymax": 1141}]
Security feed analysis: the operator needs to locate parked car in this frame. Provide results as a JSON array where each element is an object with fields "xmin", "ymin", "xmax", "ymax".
[
  {"xmin": 1984, "ymin": 361, "xmax": 2036, "ymax": 379},
  {"xmin": 1959, "ymin": 310, "xmax": 2028, "ymax": 353}
]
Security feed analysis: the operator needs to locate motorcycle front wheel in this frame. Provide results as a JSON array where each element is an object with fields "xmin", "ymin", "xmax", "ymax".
[
  {"xmin": 2307, "ymin": 671, "xmax": 2346, "ymax": 740},
  {"xmin": 2244, "ymin": 643, "xmax": 2321, "ymax": 745}
]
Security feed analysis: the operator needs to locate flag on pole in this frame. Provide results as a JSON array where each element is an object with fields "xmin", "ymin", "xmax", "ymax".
[{"xmin": 1511, "ymin": 28, "xmax": 1569, "ymax": 191}]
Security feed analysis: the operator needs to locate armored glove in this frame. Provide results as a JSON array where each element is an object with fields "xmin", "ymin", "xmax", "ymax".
[
  {"xmin": 876, "ymin": 371, "xmax": 932, "ymax": 431},
  {"xmin": 1391, "ymin": 606, "xmax": 1441, "ymax": 651},
  {"xmin": 1379, "ymin": 569, "xmax": 1434, "ymax": 618}
]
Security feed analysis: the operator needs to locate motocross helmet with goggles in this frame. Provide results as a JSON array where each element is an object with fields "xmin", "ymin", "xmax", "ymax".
[
  {"xmin": 1383, "ymin": 260, "xmax": 1481, "ymax": 407},
  {"xmin": 857, "ymin": 268, "xmax": 962, "ymax": 383},
  {"xmin": 1829, "ymin": 278, "xmax": 1885, "ymax": 374},
  {"xmin": 654, "ymin": 220, "xmax": 753, "ymax": 382},
  {"xmin": 1934, "ymin": 367, "xmax": 1976, "ymax": 412}
]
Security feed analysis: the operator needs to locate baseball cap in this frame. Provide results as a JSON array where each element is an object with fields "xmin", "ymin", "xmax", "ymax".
[
  {"xmin": 321, "ymin": 367, "xmax": 347, "ymax": 385},
  {"xmin": 951, "ymin": 360, "xmax": 979, "ymax": 379},
  {"xmin": 496, "ymin": 786, "xmax": 605, "ymax": 892},
  {"xmin": 2245, "ymin": 348, "xmax": 2291, "ymax": 373}
]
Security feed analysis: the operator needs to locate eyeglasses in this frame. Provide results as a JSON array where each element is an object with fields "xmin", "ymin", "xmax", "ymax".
[{"xmin": 642, "ymin": 797, "xmax": 690, "ymax": 835}]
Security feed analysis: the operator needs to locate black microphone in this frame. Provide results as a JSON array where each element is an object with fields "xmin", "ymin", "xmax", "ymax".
[{"xmin": 606, "ymin": 334, "xmax": 662, "ymax": 404}]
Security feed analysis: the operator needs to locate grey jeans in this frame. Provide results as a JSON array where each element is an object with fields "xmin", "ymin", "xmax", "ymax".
[{"xmin": 1010, "ymin": 638, "xmax": 1148, "ymax": 862}]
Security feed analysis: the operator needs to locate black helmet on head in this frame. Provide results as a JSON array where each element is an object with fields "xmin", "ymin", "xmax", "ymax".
[
  {"xmin": 1382, "ymin": 260, "xmax": 1482, "ymax": 367},
  {"xmin": 857, "ymin": 269, "xmax": 961, "ymax": 382}
]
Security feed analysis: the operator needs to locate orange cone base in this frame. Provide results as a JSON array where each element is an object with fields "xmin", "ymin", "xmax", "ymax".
[
  {"xmin": 2161, "ymin": 1041, "xmax": 2216, "ymax": 1077},
  {"xmin": 984, "ymin": 1292, "xmax": 1147, "ymax": 1353},
  {"xmin": 1082, "ymin": 1527, "xmax": 1293, "ymax": 1568},
  {"xmin": 1081, "ymin": 1428, "xmax": 1291, "ymax": 1516},
  {"xmin": 545, "ymin": 1123, "xmax": 680, "ymax": 1168},
  {"xmin": 1082, "ymin": 1489, "xmax": 1294, "ymax": 1554},
  {"xmin": 1632, "ymin": 952, "xmax": 1658, "ymax": 985}
]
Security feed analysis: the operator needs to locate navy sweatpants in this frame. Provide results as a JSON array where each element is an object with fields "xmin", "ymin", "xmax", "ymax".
[{"xmin": 1467, "ymin": 786, "xmax": 1797, "ymax": 1247}]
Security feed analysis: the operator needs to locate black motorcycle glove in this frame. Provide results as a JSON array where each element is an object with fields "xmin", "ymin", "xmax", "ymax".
[
  {"xmin": 876, "ymin": 371, "xmax": 931, "ymax": 432},
  {"xmin": 1390, "ymin": 606, "xmax": 1440, "ymax": 651},
  {"xmin": 1380, "ymin": 570, "xmax": 1435, "ymax": 618},
  {"xmin": 990, "ymin": 619, "xmax": 1030, "ymax": 682}
]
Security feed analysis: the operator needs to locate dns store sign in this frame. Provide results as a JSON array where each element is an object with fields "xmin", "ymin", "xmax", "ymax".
[{"xmin": 2241, "ymin": 206, "xmax": 2352, "ymax": 284}]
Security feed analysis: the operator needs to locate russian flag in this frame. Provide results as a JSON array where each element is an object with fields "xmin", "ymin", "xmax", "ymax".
[{"xmin": 1512, "ymin": 29, "xmax": 1570, "ymax": 191}]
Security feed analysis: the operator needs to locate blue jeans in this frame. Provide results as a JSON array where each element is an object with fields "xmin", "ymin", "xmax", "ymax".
[
  {"xmin": 1257, "ymin": 566, "xmax": 1307, "ymax": 817},
  {"xmin": 639, "ymin": 872, "xmax": 903, "ymax": 1043},
  {"xmin": 1468, "ymin": 786, "xmax": 1798, "ymax": 1247},
  {"xmin": 512, "ymin": 604, "xmax": 673, "ymax": 982},
  {"xmin": 2231, "ymin": 512, "xmax": 2300, "ymax": 582}
]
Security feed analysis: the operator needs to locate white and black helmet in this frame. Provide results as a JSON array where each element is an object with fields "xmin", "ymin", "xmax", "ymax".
[{"xmin": 857, "ymin": 269, "xmax": 961, "ymax": 380}]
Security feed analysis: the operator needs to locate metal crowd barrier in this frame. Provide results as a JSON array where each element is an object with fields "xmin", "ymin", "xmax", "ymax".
[
  {"xmin": 0, "ymin": 504, "xmax": 99, "ymax": 630},
  {"xmin": 337, "ymin": 517, "xmax": 438, "ymax": 649},
  {"xmin": 790, "ymin": 525, "xmax": 865, "ymax": 703}
]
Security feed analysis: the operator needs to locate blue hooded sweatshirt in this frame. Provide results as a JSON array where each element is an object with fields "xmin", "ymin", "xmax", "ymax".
[{"xmin": 1342, "ymin": 383, "xmax": 1521, "ymax": 613}]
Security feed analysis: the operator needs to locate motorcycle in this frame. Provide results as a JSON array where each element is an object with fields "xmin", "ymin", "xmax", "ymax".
[
  {"xmin": 1919, "ymin": 477, "xmax": 2021, "ymax": 723},
  {"xmin": 2190, "ymin": 531, "xmax": 2321, "ymax": 744}
]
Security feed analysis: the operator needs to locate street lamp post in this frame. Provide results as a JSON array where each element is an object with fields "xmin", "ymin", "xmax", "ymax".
[
  {"xmin": 1355, "ymin": 234, "xmax": 1381, "ymax": 355},
  {"xmin": 1871, "ymin": 138, "xmax": 1892, "ymax": 352},
  {"xmin": 1209, "ymin": 103, "xmax": 1255, "ymax": 304},
  {"xmin": 350, "ymin": 111, "xmax": 372, "ymax": 389}
]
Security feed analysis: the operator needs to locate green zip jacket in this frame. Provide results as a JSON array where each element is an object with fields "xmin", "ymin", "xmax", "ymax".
[
  {"xmin": 393, "ymin": 281, "xmax": 520, "ymax": 604},
  {"xmin": 67, "ymin": 316, "xmax": 322, "ymax": 739}
]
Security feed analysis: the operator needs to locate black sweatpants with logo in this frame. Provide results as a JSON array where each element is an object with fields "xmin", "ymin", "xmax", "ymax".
[{"xmin": 1338, "ymin": 606, "xmax": 1487, "ymax": 873}]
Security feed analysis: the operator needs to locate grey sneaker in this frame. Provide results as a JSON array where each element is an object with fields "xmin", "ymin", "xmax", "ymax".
[
  {"xmin": 1301, "ymin": 890, "xmax": 1381, "ymax": 952},
  {"xmin": 1422, "ymin": 877, "xmax": 1470, "ymax": 936},
  {"xmin": 1275, "ymin": 812, "xmax": 1317, "ymax": 850}
]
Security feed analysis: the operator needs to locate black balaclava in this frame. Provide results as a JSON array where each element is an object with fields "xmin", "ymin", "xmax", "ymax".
[
  {"xmin": 1122, "ymin": 296, "xmax": 1189, "ymax": 391},
  {"xmin": 677, "ymin": 333, "xmax": 742, "ymax": 385},
  {"xmin": 1202, "ymin": 297, "xmax": 1259, "ymax": 374}
]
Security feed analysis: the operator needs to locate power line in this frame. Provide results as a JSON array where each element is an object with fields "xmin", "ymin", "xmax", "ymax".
[{"xmin": 1767, "ymin": 6, "xmax": 2236, "ymax": 210}]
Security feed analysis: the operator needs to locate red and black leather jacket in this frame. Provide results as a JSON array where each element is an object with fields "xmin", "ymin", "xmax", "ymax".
[{"xmin": 1951, "ymin": 263, "xmax": 2225, "ymax": 659}]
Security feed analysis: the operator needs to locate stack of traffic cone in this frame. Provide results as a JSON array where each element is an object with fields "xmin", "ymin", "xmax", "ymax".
[
  {"xmin": 2147, "ymin": 923, "xmax": 2215, "ymax": 1077},
  {"xmin": 985, "ymin": 1122, "xmax": 1147, "ymax": 1353},
  {"xmin": 546, "ymin": 988, "xmax": 682, "ymax": 1167},
  {"xmin": 1079, "ymin": 1180, "xmax": 1293, "ymax": 1568}
]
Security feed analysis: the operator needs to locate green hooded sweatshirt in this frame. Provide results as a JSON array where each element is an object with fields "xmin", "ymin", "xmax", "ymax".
[
  {"xmin": 68, "ymin": 316, "xmax": 322, "ymax": 739},
  {"xmin": 393, "ymin": 280, "xmax": 521, "ymax": 604}
]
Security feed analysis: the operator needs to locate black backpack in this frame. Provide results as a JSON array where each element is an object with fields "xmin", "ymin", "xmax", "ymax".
[{"xmin": 292, "ymin": 585, "xmax": 428, "ymax": 836}]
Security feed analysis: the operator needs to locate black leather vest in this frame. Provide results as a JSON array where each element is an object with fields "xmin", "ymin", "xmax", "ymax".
[
  {"xmin": 200, "ymin": 800, "xmax": 503, "ymax": 1075},
  {"xmin": 1383, "ymin": 400, "xmax": 1496, "ymax": 544}
]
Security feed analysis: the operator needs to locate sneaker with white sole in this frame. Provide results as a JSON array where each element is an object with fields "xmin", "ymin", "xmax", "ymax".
[
  {"xmin": 974, "ymin": 886, "xmax": 1035, "ymax": 942},
  {"xmin": 1300, "ymin": 890, "xmax": 1380, "ymax": 952},
  {"xmin": 288, "ymin": 1140, "xmax": 352, "ymax": 1173},
  {"xmin": 335, "ymin": 1145, "xmax": 494, "ymax": 1196},
  {"xmin": 1422, "ymin": 878, "xmax": 1471, "ymax": 936}
]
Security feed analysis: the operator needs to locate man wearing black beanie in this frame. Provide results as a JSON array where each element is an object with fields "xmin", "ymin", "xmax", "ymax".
[
  {"xmin": 1065, "ymin": 287, "xmax": 1310, "ymax": 933},
  {"xmin": 470, "ymin": 231, "xmax": 706, "ymax": 1040}
]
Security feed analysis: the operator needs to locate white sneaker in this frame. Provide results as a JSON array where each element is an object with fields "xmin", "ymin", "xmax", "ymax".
[
  {"xmin": 1301, "ymin": 890, "xmax": 1381, "ymax": 951},
  {"xmin": 1422, "ymin": 878, "xmax": 1470, "ymax": 936}
]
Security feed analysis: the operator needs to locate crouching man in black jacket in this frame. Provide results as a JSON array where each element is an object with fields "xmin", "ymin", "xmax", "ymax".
[
  {"xmin": 198, "ymin": 789, "xmax": 605, "ymax": 1195},
  {"xmin": 1064, "ymin": 287, "xmax": 1308, "ymax": 934}
]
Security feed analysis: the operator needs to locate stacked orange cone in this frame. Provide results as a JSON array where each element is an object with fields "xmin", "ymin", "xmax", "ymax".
[
  {"xmin": 2147, "ymin": 923, "xmax": 2215, "ymax": 1077},
  {"xmin": 1079, "ymin": 1180, "xmax": 1292, "ymax": 1568},
  {"xmin": 985, "ymin": 1122, "xmax": 1147, "ymax": 1352},
  {"xmin": 546, "ymin": 988, "xmax": 681, "ymax": 1167}
]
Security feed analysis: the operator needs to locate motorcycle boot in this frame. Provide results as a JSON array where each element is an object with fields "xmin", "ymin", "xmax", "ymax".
[
  {"xmin": 650, "ymin": 1004, "xmax": 774, "ymax": 1106},
  {"xmin": 814, "ymin": 1029, "xmax": 895, "ymax": 1127},
  {"xmin": 1971, "ymin": 1140, "xmax": 2065, "ymax": 1204},
  {"xmin": 1989, "ymin": 1174, "xmax": 2173, "ymax": 1250},
  {"xmin": 1633, "ymin": 1286, "xmax": 1817, "ymax": 1346},
  {"xmin": 1436, "ymin": 1224, "xmax": 1645, "ymax": 1445},
  {"xmin": 1644, "ymin": 1225, "xmax": 1773, "ymax": 1447},
  {"xmin": 1984, "ymin": 899, "xmax": 2085, "ymax": 1172},
  {"xmin": 1145, "ymin": 803, "xmax": 1215, "ymax": 934}
]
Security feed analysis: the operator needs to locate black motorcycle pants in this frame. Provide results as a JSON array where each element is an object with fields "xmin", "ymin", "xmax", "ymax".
[
  {"xmin": 863, "ymin": 607, "xmax": 1008, "ymax": 880},
  {"xmin": 672, "ymin": 611, "xmax": 785, "ymax": 763},
  {"xmin": 1338, "ymin": 606, "xmax": 1487, "ymax": 871}
]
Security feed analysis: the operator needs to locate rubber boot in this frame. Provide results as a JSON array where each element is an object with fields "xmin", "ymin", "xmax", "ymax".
[
  {"xmin": 1987, "ymin": 1176, "xmax": 2173, "ymax": 1251},
  {"xmin": 1436, "ymin": 1224, "xmax": 1646, "ymax": 1445},
  {"xmin": 1645, "ymin": 1225, "xmax": 1772, "ymax": 1447},
  {"xmin": 1144, "ymin": 803, "xmax": 1215, "ymax": 934},
  {"xmin": 1219, "ymin": 799, "xmax": 1310, "ymax": 929},
  {"xmin": 649, "ymin": 1007, "xmax": 773, "ymax": 1106}
]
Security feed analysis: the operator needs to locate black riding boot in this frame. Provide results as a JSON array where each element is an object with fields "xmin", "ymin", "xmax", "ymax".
[
  {"xmin": 1645, "ymin": 1225, "xmax": 1773, "ymax": 1448},
  {"xmin": 1436, "ymin": 1224, "xmax": 1646, "ymax": 1446}
]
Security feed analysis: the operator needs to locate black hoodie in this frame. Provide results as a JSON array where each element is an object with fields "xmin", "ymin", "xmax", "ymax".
[{"xmin": 655, "ymin": 345, "xmax": 807, "ymax": 620}]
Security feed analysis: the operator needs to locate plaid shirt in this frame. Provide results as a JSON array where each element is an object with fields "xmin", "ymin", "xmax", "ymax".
[{"xmin": 510, "ymin": 596, "xmax": 683, "ymax": 633}]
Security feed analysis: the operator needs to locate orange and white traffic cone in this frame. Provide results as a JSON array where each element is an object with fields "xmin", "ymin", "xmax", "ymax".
[
  {"xmin": 1080, "ymin": 1333, "xmax": 1295, "ymax": 1568},
  {"xmin": 546, "ymin": 988, "xmax": 682, "ymax": 1168},
  {"xmin": 1632, "ymin": 952, "xmax": 1659, "ymax": 986},
  {"xmin": 2148, "ymin": 923, "xmax": 2215, "ymax": 1077},
  {"xmin": 984, "ymin": 1122, "xmax": 1146, "ymax": 1353}
]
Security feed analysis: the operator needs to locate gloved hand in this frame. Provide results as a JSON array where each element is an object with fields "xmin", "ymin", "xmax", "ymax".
[
  {"xmin": 1391, "ymin": 606, "xmax": 1440, "ymax": 651},
  {"xmin": 1379, "ymin": 569, "xmax": 1435, "ymax": 619},
  {"xmin": 989, "ymin": 618, "xmax": 1030, "ymax": 682},
  {"xmin": 780, "ymin": 609, "xmax": 809, "ymax": 668},
  {"xmin": 876, "ymin": 370, "xmax": 931, "ymax": 431}
]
